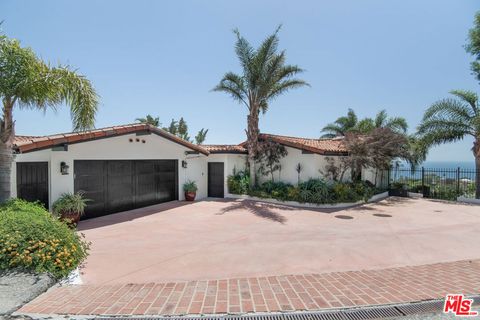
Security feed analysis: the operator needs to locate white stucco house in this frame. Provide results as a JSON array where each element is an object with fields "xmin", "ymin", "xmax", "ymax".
[{"xmin": 12, "ymin": 123, "xmax": 370, "ymax": 219}]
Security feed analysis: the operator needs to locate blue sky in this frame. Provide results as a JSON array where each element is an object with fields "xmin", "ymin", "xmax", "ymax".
[{"xmin": 2, "ymin": 0, "xmax": 479, "ymax": 162}]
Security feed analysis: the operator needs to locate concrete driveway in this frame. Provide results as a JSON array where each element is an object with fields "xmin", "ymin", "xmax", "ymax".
[{"xmin": 77, "ymin": 197, "xmax": 480, "ymax": 285}]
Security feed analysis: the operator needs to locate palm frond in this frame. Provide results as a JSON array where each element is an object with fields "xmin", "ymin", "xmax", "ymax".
[
  {"xmin": 374, "ymin": 110, "xmax": 387, "ymax": 128},
  {"xmin": 449, "ymin": 90, "xmax": 478, "ymax": 112},
  {"xmin": 50, "ymin": 66, "xmax": 98, "ymax": 131},
  {"xmin": 386, "ymin": 116, "xmax": 408, "ymax": 133},
  {"xmin": 266, "ymin": 79, "xmax": 309, "ymax": 102},
  {"xmin": 321, "ymin": 124, "xmax": 343, "ymax": 137},
  {"xmin": 213, "ymin": 72, "xmax": 248, "ymax": 108},
  {"xmin": 233, "ymin": 29, "xmax": 254, "ymax": 82},
  {"xmin": 356, "ymin": 118, "xmax": 374, "ymax": 133}
]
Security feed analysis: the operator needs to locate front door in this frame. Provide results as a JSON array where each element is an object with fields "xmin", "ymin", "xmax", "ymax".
[
  {"xmin": 16, "ymin": 162, "xmax": 49, "ymax": 209},
  {"xmin": 208, "ymin": 162, "xmax": 224, "ymax": 198}
]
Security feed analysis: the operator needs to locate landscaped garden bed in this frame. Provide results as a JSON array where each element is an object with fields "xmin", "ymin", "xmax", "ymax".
[{"xmin": 227, "ymin": 171, "xmax": 388, "ymax": 208}]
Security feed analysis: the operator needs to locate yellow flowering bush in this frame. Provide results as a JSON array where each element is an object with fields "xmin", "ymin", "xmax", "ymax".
[{"xmin": 0, "ymin": 199, "xmax": 90, "ymax": 278}]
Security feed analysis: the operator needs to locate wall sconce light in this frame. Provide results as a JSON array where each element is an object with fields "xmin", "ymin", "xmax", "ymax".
[
  {"xmin": 60, "ymin": 162, "xmax": 69, "ymax": 175},
  {"xmin": 182, "ymin": 160, "xmax": 188, "ymax": 168}
]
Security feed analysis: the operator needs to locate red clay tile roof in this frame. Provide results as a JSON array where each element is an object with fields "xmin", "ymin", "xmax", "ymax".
[
  {"xmin": 202, "ymin": 145, "xmax": 248, "ymax": 154},
  {"xmin": 244, "ymin": 133, "xmax": 348, "ymax": 155},
  {"xmin": 14, "ymin": 124, "xmax": 210, "ymax": 155}
]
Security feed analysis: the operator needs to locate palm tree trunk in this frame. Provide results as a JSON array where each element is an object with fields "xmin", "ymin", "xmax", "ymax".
[
  {"xmin": 0, "ymin": 99, "xmax": 15, "ymax": 202},
  {"xmin": 246, "ymin": 111, "xmax": 260, "ymax": 187}
]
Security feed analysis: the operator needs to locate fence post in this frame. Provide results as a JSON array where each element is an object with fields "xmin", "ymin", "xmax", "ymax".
[
  {"xmin": 456, "ymin": 167, "xmax": 460, "ymax": 197},
  {"xmin": 387, "ymin": 167, "xmax": 391, "ymax": 189},
  {"xmin": 421, "ymin": 167, "xmax": 425, "ymax": 187}
]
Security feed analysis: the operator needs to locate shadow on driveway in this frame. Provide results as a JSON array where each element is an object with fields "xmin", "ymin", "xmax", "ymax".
[{"xmin": 77, "ymin": 201, "xmax": 192, "ymax": 231}]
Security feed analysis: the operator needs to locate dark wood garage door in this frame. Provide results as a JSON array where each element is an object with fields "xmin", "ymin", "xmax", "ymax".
[
  {"xmin": 74, "ymin": 160, "xmax": 178, "ymax": 219},
  {"xmin": 16, "ymin": 162, "xmax": 49, "ymax": 209},
  {"xmin": 208, "ymin": 162, "xmax": 224, "ymax": 198}
]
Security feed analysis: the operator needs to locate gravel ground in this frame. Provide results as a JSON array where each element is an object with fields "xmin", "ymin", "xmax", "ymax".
[{"xmin": 0, "ymin": 271, "xmax": 55, "ymax": 316}]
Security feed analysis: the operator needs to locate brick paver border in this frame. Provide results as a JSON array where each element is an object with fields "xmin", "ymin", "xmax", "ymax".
[{"xmin": 18, "ymin": 259, "xmax": 480, "ymax": 316}]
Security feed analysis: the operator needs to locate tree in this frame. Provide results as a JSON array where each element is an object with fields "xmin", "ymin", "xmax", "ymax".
[
  {"xmin": 195, "ymin": 128, "xmax": 208, "ymax": 145},
  {"xmin": 254, "ymin": 139, "xmax": 288, "ymax": 182},
  {"xmin": 0, "ymin": 34, "xmax": 98, "ymax": 202},
  {"xmin": 417, "ymin": 90, "xmax": 480, "ymax": 198},
  {"xmin": 162, "ymin": 117, "xmax": 208, "ymax": 144},
  {"xmin": 214, "ymin": 26, "xmax": 309, "ymax": 186},
  {"xmin": 135, "ymin": 114, "xmax": 160, "ymax": 127},
  {"xmin": 321, "ymin": 109, "xmax": 408, "ymax": 137},
  {"xmin": 164, "ymin": 119, "xmax": 178, "ymax": 136},
  {"xmin": 177, "ymin": 117, "xmax": 190, "ymax": 142},
  {"xmin": 321, "ymin": 108, "xmax": 358, "ymax": 138},
  {"xmin": 343, "ymin": 128, "xmax": 409, "ymax": 184},
  {"xmin": 320, "ymin": 157, "xmax": 349, "ymax": 182},
  {"xmin": 466, "ymin": 11, "xmax": 480, "ymax": 82},
  {"xmin": 355, "ymin": 110, "xmax": 408, "ymax": 134}
]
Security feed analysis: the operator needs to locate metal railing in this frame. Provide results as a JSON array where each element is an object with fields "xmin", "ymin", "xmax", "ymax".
[{"xmin": 387, "ymin": 167, "xmax": 477, "ymax": 200}]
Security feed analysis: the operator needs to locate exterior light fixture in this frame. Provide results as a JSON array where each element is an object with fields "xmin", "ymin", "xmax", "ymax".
[
  {"xmin": 182, "ymin": 160, "xmax": 188, "ymax": 168},
  {"xmin": 60, "ymin": 162, "xmax": 69, "ymax": 175}
]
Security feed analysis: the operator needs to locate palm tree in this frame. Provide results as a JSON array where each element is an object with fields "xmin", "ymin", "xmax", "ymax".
[
  {"xmin": 417, "ymin": 90, "xmax": 480, "ymax": 198},
  {"xmin": 214, "ymin": 26, "xmax": 309, "ymax": 185},
  {"xmin": 321, "ymin": 108, "xmax": 358, "ymax": 138},
  {"xmin": 0, "ymin": 35, "xmax": 98, "ymax": 202},
  {"xmin": 136, "ymin": 114, "xmax": 160, "ymax": 127},
  {"xmin": 321, "ymin": 109, "xmax": 408, "ymax": 137},
  {"xmin": 356, "ymin": 110, "xmax": 408, "ymax": 134}
]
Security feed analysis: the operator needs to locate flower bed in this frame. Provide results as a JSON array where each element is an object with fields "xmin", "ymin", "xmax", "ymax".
[
  {"xmin": 0, "ymin": 199, "xmax": 90, "ymax": 279},
  {"xmin": 227, "ymin": 171, "xmax": 386, "ymax": 206}
]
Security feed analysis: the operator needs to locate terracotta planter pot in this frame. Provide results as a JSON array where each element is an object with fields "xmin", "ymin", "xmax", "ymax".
[
  {"xmin": 60, "ymin": 211, "xmax": 81, "ymax": 227},
  {"xmin": 185, "ymin": 191, "xmax": 196, "ymax": 201}
]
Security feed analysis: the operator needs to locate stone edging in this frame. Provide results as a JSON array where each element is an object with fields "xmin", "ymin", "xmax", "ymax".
[
  {"xmin": 457, "ymin": 196, "xmax": 480, "ymax": 205},
  {"xmin": 225, "ymin": 191, "xmax": 389, "ymax": 209}
]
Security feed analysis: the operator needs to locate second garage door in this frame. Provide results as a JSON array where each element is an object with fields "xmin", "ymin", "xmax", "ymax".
[{"xmin": 74, "ymin": 160, "xmax": 178, "ymax": 219}]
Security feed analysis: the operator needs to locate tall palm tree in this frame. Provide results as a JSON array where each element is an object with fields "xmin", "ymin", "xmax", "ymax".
[
  {"xmin": 214, "ymin": 26, "xmax": 309, "ymax": 185},
  {"xmin": 417, "ymin": 90, "xmax": 480, "ymax": 198},
  {"xmin": 356, "ymin": 109, "xmax": 408, "ymax": 134},
  {"xmin": 136, "ymin": 114, "xmax": 160, "ymax": 127},
  {"xmin": 0, "ymin": 35, "xmax": 98, "ymax": 202},
  {"xmin": 321, "ymin": 108, "xmax": 358, "ymax": 138}
]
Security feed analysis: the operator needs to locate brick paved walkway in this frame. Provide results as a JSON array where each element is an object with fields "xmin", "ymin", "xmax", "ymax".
[{"xmin": 19, "ymin": 259, "xmax": 480, "ymax": 316}]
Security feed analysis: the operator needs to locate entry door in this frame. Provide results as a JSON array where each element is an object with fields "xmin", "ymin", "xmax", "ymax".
[
  {"xmin": 16, "ymin": 162, "xmax": 49, "ymax": 209},
  {"xmin": 208, "ymin": 162, "xmax": 224, "ymax": 198}
]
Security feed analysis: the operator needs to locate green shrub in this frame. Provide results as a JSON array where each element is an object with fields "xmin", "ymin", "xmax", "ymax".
[
  {"xmin": 246, "ymin": 178, "xmax": 378, "ymax": 205},
  {"xmin": 183, "ymin": 180, "xmax": 198, "ymax": 192},
  {"xmin": 0, "ymin": 199, "xmax": 90, "ymax": 278},
  {"xmin": 52, "ymin": 192, "xmax": 89, "ymax": 217},
  {"xmin": 298, "ymin": 179, "xmax": 330, "ymax": 203},
  {"xmin": 227, "ymin": 170, "xmax": 250, "ymax": 194}
]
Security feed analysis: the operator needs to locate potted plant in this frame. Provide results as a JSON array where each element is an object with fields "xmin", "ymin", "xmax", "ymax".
[
  {"xmin": 52, "ymin": 192, "xmax": 90, "ymax": 227},
  {"xmin": 183, "ymin": 180, "xmax": 198, "ymax": 201}
]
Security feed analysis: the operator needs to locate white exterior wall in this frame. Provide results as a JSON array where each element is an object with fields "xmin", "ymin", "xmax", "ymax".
[
  {"xmin": 13, "ymin": 133, "xmax": 209, "ymax": 207},
  {"xmin": 257, "ymin": 146, "xmax": 351, "ymax": 185}
]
